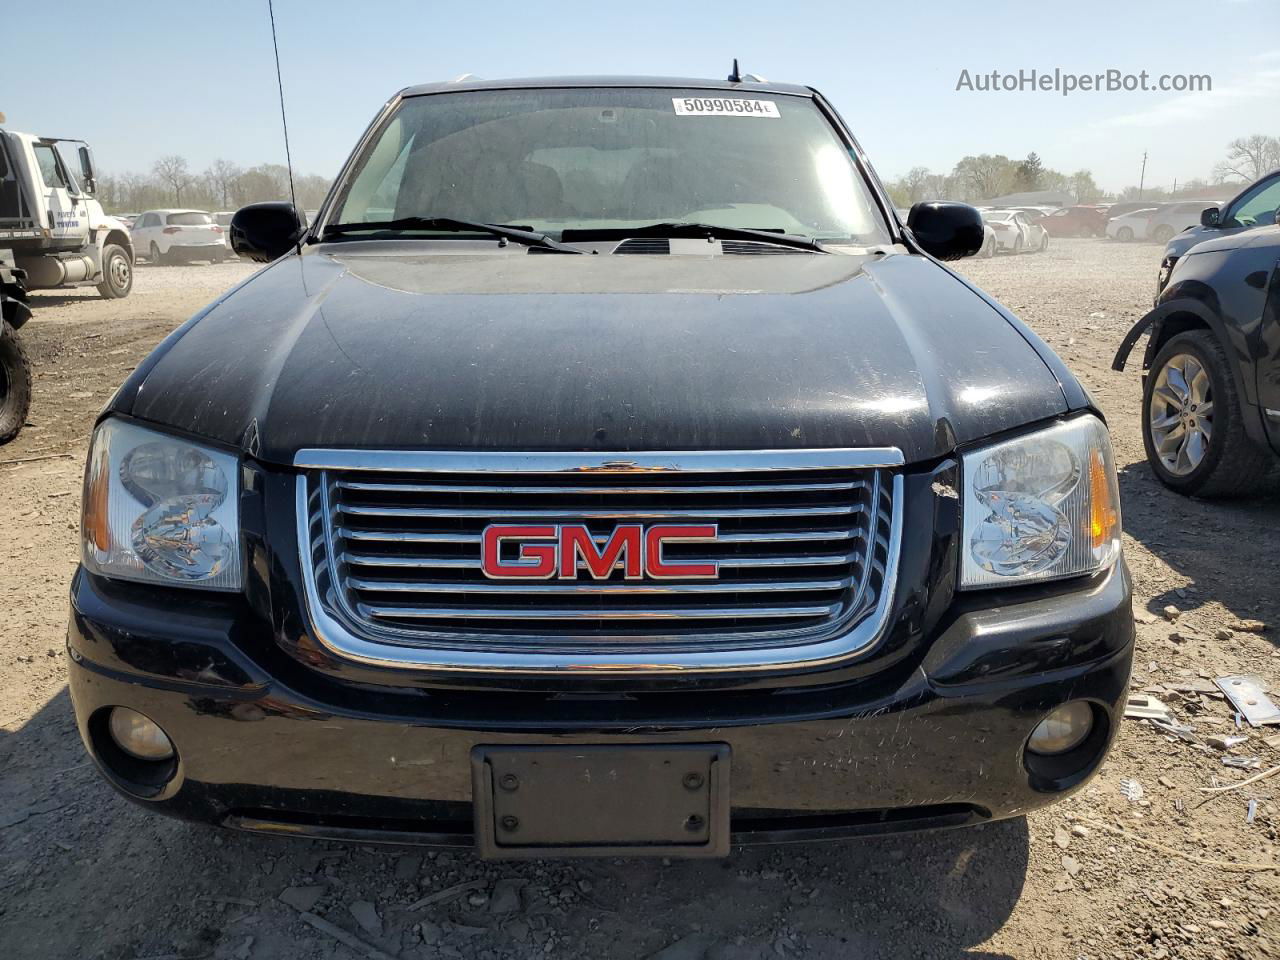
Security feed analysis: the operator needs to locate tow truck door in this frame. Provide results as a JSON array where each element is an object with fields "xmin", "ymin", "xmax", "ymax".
[{"xmin": 29, "ymin": 140, "xmax": 88, "ymax": 247}]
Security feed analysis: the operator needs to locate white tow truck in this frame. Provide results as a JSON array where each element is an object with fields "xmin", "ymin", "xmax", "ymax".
[{"xmin": 0, "ymin": 118, "xmax": 135, "ymax": 441}]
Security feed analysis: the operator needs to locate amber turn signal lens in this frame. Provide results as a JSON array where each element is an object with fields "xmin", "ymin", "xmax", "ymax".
[
  {"xmin": 1088, "ymin": 448, "xmax": 1118, "ymax": 550},
  {"xmin": 82, "ymin": 444, "xmax": 112, "ymax": 555}
]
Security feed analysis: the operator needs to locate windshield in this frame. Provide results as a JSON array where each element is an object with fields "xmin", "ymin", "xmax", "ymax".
[
  {"xmin": 167, "ymin": 212, "xmax": 212, "ymax": 225},
  {"xmin": 330, "ymin": 87, "xmax": 890, "ymax": 244}
]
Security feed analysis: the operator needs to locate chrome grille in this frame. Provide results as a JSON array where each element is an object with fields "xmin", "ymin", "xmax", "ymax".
[{"xmin": 296, "ymin": 450, "xmax": 903, "ymax": 672}]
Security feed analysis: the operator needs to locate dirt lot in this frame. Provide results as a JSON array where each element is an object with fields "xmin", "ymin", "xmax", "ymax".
[{"xmin": 1, "ymin": 242, "xmax": 1278, "ymax": 960}]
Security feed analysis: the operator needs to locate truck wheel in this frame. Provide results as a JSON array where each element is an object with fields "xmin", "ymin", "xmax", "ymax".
[
  {"xmin": 96, "ymin": 244, "xmax": 132, "ymax": 299},
  {"xmin": 0, "ymin": 321, "xmax": 32, "ymax": 444},
  {"xmin": 1142, "ymin": 330, "xmax": 1273, "ymax": 497}
]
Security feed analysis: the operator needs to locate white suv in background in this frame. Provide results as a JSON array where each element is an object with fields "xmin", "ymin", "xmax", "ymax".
[{"xmin": 132, "ymin": 209, "xmax": 227, "ymax": 264}]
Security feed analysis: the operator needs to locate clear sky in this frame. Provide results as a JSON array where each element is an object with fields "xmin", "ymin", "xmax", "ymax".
[{"xmin": 3, "ymin": 0, "xmax": 1277, "ymax": 193}]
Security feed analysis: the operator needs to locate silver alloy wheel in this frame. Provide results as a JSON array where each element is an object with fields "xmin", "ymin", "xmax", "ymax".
[{"xmin": 1149, "ymin": 352, "xmax": 1214, "ymax": 475}]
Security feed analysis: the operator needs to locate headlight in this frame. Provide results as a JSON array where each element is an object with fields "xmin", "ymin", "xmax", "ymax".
[
  {"xmin": 82, "ymin": 418, "xmax": 242, "ymax": 590},
  {"xmin": 960, "ymin": 416, "xmax": 1120, "ymax": 589}
]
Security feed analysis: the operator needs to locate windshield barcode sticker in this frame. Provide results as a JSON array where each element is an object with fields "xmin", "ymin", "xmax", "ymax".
[{"xmin": 672, "ymin": 97, "xmax": 780, "ymax": 118}]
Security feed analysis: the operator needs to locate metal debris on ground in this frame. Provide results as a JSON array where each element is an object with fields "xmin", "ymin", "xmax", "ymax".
[
  {"xmin": 1205, "ymin": 734, "xmax": 1248, "ymax": 750},
  {"xmin": 1214, "ymin": 675, "xmax": 1280, "ymax": 728},
  {"xmin": 1125, "ymin": 694, "xmax": 1173, "ymax": 721},
  {"xmin": 1246, "ymin": 799, "xmax": 1258, "ymax": 824},
  {"xmin": 1221, "ymin": 756, "xmax": 1262, "ymax": 769},
  {"xmin": 1119, "ymin": 778, "xmax": 1144, "ymax": 802},
  {"xmin": 1150, "ymin": 717, "xmax": 1198, "ymax": 742}
]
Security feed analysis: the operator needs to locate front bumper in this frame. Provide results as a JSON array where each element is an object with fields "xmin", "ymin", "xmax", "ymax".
[{"xmin": 67, "ymin": 558, "xmax": 1134, "ymax": 852}]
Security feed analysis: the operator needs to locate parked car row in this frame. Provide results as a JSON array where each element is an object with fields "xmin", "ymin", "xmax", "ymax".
[{"xmin": 981, "ymin": 209, "xmax": 1049, "ymax": 253}]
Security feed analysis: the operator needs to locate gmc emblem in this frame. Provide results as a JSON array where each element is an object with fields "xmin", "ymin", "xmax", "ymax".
[{"xmin": 480, "ymin": 524, "xmax": 719, "ymax": 580}]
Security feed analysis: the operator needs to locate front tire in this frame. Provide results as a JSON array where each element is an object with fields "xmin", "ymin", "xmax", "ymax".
[
  {"xmin": 0, "ymin": 321, "xmax": 32, "ymax": 444},
  {"xmin": 96, "ymin": 244, "xmax": 132, "ymax": 299},
  {"xmin": 1116, "ymin": 227, "xmax": 1133, "ymax": 242},
  {"xmin": 1142, "ymin": 331, "xmax": 1273, "ymax": 496},
  {"xmin": 149, "ymin": 242, "xmax": 166, "ymax": 266},
  {"xmin": 1151, "ymin": 225, "xmax": 1175, "ymax": 244}
]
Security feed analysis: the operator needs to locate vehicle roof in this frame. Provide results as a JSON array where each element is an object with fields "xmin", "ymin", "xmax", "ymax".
[
  {"xmin": 140, "ymin": 208, "xmax": 209, "ymax": 215},
  {"xmin": 399, "ymin": 75, "xmax": 816, "ymax": 98}
]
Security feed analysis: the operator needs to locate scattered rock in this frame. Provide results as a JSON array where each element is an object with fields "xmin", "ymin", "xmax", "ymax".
[
  {"xmin": 1070, "ymin": 824, "xmax": 1090, "ymax": 838},
  {"xmin": 1229, "ymin": 619, "xmax": 1266, "ymax": 633},
  {"xmin": 394, "ymin": 855, "xmax": 421, "ymax": 881},
  {"xmin": 1157, "ymin": 776, "xmax": 1176, "ymax": 789},
  {"xmin": 1133, "ymin": 606, "xmax": 1158, "ymax": 625},
  {"xmin": 1062, "ymin": 856, "xmax": 1082, "ymax": 877},
  {"xmin": 490, "ymin": 878, "xmax": 525, "ymax": 914},
  {"xmin": 1208, "ymin": 920, "xmax": 1229, "ymax": 930},
  {"xmin": 419, "ymin": 921, "xmax": 443, "ymax": 945},
  {"xmin": 1053, "ymin": 826, "xmax": 1071, "ymax": 850},
  {"xmin": 278, "ymin": 885, "xmax": 325, "ymax": 913},
  {"xmin": 1215, "ymin": 628, "xmax": 1234, "ymax": 641},
  {"xmin": 349, "ymin": 900, "xmax": 383, "ymax": 939},
  {"xmin": 649, "ymin": 933, "xmax": 718, "ymax": 960},
  {"xmin": 1161, "ymin": 605, "xmax": 1181, "ymax": 622}
]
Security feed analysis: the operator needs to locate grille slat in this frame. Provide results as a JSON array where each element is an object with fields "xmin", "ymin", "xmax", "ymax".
[
  {"xmin": 341, "ymin": 551, "xmax": 859, "ymax": 569},
  {"xmin": 347, "ymin": 577, "xmax": 854, "ymax": 595},
  {"xmin": 304, "ymin": 451, "xmax": 898, "ymax": 655},
  {"xmin": 359, "ymin": 602, "xmax": 843, "ymax": 621},
  {"xmin": 337, "ymin": 479, "xmax": 862, "ymax": 495},
  {"xmin": 338, "ymin": 503, "xmax": 863, "ymax": 520}
]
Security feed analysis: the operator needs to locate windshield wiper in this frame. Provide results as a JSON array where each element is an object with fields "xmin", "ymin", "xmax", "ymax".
[
  {"xmin": 561, "ymin": 222, "xmax": 828, "ymax": 253},
  {"xmin": 321, "ymin": 217, "xmax": 583, "ymax": 254}
]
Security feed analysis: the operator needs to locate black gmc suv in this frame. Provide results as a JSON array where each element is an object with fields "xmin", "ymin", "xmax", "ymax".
[{"xmin": 68, "ymin": 77, "xmax": 1132, "ymax": 858}]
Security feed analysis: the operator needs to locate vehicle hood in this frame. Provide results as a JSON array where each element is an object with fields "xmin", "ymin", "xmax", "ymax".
[
  {"xmin": 1178, "ymin": 223, "xmax": 1280, "ymax": 258},
  {"xmin": 120, "ymin": 247, "xmax": 1071, "ymax": 465}
]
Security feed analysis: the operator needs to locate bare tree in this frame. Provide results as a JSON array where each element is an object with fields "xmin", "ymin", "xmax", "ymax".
[
  {"xmin": 204, "ymin": 159, "xmax": 242, "ymax": 209},
  {"xmin": 153, "ymin": 155, "xmax": 192, "ymax": 205},
  {"xmin": 1068, "ymin": 170, "xmax": 1100, "ymax": 203},
  {"xmin": 1213, "ymin": 135, "xmax": 1280, "ymax": 183}
]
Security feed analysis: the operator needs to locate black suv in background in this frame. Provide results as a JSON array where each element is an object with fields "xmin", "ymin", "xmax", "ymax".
[
  {"xmin": 1116, "ymin": 225, "xmax": 1280, "ymax": 496},
  {"xmin": 1155, "ymin": 170, "xmax": 1280, "ymax": 298},
  {"xmin": 68, "ymin": 76, "xmax": 1131, "ymax": 859}
]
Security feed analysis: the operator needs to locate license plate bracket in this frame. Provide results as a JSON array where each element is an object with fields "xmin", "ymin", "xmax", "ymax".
[{"xmin": 472, "ymin": 744, "xmax": 730, "ymax": 858}]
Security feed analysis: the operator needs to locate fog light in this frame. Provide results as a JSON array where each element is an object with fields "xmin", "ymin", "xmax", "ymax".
[
  {"xmin": 107, "ymin": 707, "xmax": 174, "ymax": 761},
  {"xmin": 1027, "ymin": 702, "xmax": 1093, "ymax": 755}
]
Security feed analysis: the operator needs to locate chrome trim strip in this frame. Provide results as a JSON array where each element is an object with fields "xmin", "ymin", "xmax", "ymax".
[
  {"xmin": 337, "ymin": 479, "xmax": 864, "ymax": 495},
  {"xmin": 293, "ymin": 470, "xmax": 904, "ymax": 674},
  {"xmin": 295, "ymin": 448, "xmax": 906, "ymax": 472},
  {"xmin": 338, "ymin": 527, "xmax": 861, "ymax": 545},
  {"xmin": 342, "ymin": 550, "xmax": 858, "ymax": 569},
  {"xmin": 338, "ymin": 503, "xmax": 862, "ymax": 520},
  {"xmin": 346, "ymin": 576, "xmax": 852, "ymax": 595},
  {"xmin": 361, "ymin": 602, "xmax": 841, "ymax": 621},
  {"xmin": 1266, "ymin": 408, "xmax": 1280, "ymax": 420}
]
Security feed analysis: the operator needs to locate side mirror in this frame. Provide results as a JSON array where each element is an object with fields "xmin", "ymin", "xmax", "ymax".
[
  {"xmin": 906, "ymin": 201, "xmax": 985, "ymax": 260},
  {"xmin": 230, "ymin": 202, "xmax": 303, "ymax": 262},
  {"xmin": 1200, "ymin": 207, "xmax": 1220, "ymax": 228},
  {"xmin": 77, "ymin": 146, "xmax": 96, "ymax": 196}
]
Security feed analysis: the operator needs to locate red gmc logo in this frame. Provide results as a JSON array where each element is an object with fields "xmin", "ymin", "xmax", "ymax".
[{"xmin": 481, "ymin": 524, "xmax": 719, "ymax": 580}]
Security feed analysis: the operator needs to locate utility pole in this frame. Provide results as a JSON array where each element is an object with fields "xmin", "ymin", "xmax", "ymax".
[
  {"xmin": 1172, "ymin": 178, "xmax": 1178, "ymax": 198},
  {"xmin": 1138, "ymin": 151, "xmax": 1148, "ymax": 200}
]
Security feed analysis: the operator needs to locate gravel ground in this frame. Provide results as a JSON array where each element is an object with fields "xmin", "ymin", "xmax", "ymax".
[{"xmin": 1, "ymin": 242, "xmax": 1277, "ymax": 960}]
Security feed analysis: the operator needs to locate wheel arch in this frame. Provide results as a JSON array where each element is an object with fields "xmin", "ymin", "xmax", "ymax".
[
  {"xmin": 103, "ymin": 229, "xmax": 135, "ymax": 262},
  {"xmin": 1139, "ymin": 299, "xmax": 1268, "ymax": 447}
]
